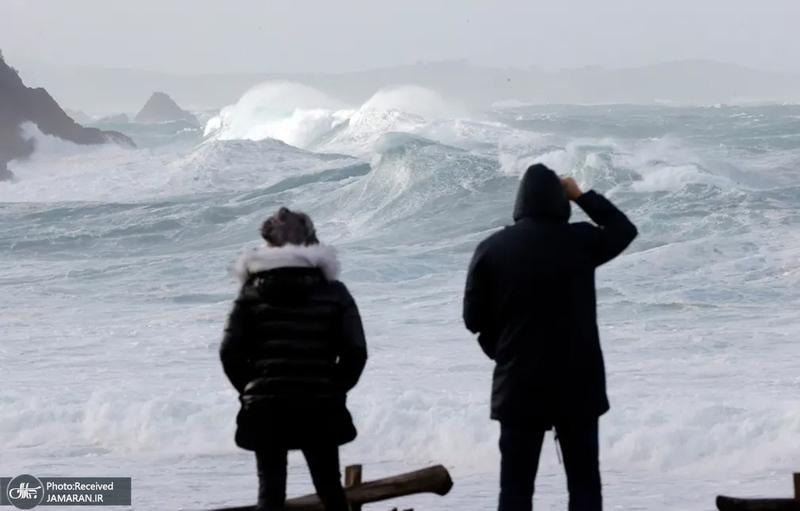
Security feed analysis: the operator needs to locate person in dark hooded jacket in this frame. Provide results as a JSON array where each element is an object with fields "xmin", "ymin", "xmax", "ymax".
[
  {"xmin": 463, "ymin": 164, "xmax": 637, "ymax": 511},
  {"xmin": 220, "ymin": 206, "xmax": 367, "ymax": 511}
]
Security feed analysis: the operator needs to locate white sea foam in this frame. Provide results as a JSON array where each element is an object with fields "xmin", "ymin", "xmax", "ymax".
[
  {"xmin": 203, "ymin": 83, "xmax": 474, "ymax": 156},
  {"xmin": 2, "ymin": 101, "xmax": 800, "ymax": 510}
]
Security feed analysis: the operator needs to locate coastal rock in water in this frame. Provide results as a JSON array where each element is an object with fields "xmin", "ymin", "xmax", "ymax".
[
  {"xmin": 95, "ymin": 113, "xmax": 131, "ymax": 124},
  {"xmin": 134, "ymin": 92, "xmax": 199, "ymax": 125},
  {"xmin": 0, "ymin": 51, "xmax": 135, "ymax": 181}
]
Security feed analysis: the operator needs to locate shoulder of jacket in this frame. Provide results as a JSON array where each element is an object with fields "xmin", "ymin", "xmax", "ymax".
[
  {"xmin": 481, "ymin": 223, "xmax": 521, "ymax": 246},
  {"xmin": 569, "ymin": 221, "xmax": 598, "ymax": 233},
  {"xmin": 479, "ymin": 225, "xmax": 510, "ymax": 244},
  {"xmin": 306, "ymin": 277, "xmax": 347, "ymax": 297},
  {"xmin": 235, "ymin": 281, "xmax": 260, "ymax": 301},
  {"xmin": 331, "ymin": 279, "xmax": 355, "ymax": 299}
]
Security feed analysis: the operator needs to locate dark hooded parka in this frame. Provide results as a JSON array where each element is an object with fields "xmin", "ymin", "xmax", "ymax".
[{"xmin": 462, "ymin": 164, "xmax": 638, "ymax": 428}]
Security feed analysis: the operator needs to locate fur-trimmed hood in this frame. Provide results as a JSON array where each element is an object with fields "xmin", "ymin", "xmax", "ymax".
[{"xmin": 234, "ymin": 243, "xmax": 341, "ymax": 283}]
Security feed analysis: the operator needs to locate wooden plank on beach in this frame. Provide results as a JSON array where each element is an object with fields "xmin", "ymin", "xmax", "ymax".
[
  {"xmin": 285, "ymin": 465, "xmax": 452, "ymax": 510},
  {"xmin": 345, "ymin": 465, "xmax": 363, "ymax": 511},
  {"xmin": 204, "ymin": 464, "xmax": 452, "ymax": 511},
  {"xmin": 716, "ymin": 496, "xmax": 800, "ymax": 511},
  {"xmin": 716, "ymin": 472, "xmax": 800, "ymax": 511}
]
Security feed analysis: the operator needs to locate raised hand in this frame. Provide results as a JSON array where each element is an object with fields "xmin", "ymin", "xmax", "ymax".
[{"xmin": 560, "ymin": 177, "xmax": 583, "ymax": 201}]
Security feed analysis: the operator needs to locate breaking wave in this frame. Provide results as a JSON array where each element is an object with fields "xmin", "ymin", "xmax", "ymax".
[{"xmin": 2, "ymin": 92, "xmax": 800, "ymax": 509}]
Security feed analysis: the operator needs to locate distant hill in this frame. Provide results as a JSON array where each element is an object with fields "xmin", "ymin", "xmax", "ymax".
[
  {"xmin": 134, "ymin": 92, "xmax": 199, "ymax": 124},
  {"xmin": 11, "ymin": 58, "xmax": 800, "ymax": 114}
]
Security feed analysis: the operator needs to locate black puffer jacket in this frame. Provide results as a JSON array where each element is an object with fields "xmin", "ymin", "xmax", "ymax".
[
  {"xmin": 220, "ymin": 243, "xmax": 367, "ymax": 450},
  {"xmin": 463, "ymin": 164, "xmax": 637, "ymax": 428}
]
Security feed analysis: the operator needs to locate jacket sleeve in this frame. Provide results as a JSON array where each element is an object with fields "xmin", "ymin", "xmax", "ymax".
[
  {"xmin": 219, "ymin": 289, "xmax": 256, "ymax": 394},
  {"xmin": 574, "ymin": 190, "xmax": 638, "ymax": 267},
  {"xmin": 463, "ymin": 241, "xmax": 496, "ymax": 359},
  {"xmin": 335, "ymin": 284, "xmax": 368, "ymax": 392}
]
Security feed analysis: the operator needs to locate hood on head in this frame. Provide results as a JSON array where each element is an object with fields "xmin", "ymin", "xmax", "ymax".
[
  {"xmin": 512, "ymin": 163, "xmax": 571, "ymax": 222},
  {"xmin": 234, "ymin": 243, "xmax": 341, "ymax": 284}
]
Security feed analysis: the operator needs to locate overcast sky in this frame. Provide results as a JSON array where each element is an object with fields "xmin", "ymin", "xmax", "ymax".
[{"xmin": 1, "ymin": 0, "xmax": 799, "ymax": 75}]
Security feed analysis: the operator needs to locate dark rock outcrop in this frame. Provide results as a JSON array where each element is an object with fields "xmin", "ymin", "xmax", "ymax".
[
  {"xmin": 134, "ymin": 92, "xmax": 199, "ymax": 125},
  {"xmin": 0, "ymin": 52, "xmax": 135, "ymax": 181}
]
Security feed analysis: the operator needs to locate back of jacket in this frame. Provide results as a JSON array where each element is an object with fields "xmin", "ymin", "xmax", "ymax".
[
  {"xmin": 220, "ymin": 243, "xmax": 367, "ymax": 449},
  {"xmin": 237, "ymin": 267, "xmax": 350, "ymax": 410},
  {"xmin": 463, "ymin": 165, "xmax": 637, "ymax": 427}
]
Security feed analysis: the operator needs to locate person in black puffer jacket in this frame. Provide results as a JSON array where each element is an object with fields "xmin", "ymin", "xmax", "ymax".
[{"xmin": 220, "ymin": 207, "xmax": 367, "ymax": 511}]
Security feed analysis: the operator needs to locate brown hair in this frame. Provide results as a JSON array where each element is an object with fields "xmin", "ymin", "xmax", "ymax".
[{"xmin": 260, "ymin": 207, "xmax": 319, "ymax": 247}]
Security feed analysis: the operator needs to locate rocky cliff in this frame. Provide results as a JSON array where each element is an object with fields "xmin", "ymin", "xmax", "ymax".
[
  {"xmin": 0, "ymin": 52, "xmax": 135, "ymax": 181},
  {"xmin": 134, "ymin": 92, "xmax": 199, "ymax": 125}
]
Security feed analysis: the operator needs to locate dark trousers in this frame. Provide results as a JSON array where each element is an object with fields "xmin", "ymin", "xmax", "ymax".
[
  {"xmin": 498, "ymin": 418, "xmax": 601, "ymax": 511},
  {"xmin": 255, "ymin": 444, "xmax": 350, "ymax": 511}
]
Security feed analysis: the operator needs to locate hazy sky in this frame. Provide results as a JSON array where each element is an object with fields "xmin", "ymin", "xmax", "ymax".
[{"xmin": 1, "ymin": 0, "xmax": 799, "ymax": 75}]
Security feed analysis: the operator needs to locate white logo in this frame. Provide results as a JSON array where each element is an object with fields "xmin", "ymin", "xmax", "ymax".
[
  {"xmin": 6, "ymin": 475, "xmax": 44, "ymax": 510},
  {"xmin": 9, "ymin": 482, "xmax": 41, "ymax": 500}
]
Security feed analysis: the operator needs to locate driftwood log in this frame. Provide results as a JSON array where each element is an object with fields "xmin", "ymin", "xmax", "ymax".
[
  {"xmin": 285, "ymin": 465, "xmax": 452, "ymax": 510},
  {"xmin": 345, "ymin": 465, "xmax": 363, "ymax": 511},
  {"xmin": 715, "ymin": 472, "xmax": 800, "ymax": 511},
  {"xmin": 716, "ymin": 497, "xmax": 800, "ymax": 511},
  {"xmin": 206, "ymin": 464, "xmax": 452, "ymax": 511}
]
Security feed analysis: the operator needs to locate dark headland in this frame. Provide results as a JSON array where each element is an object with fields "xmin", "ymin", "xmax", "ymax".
[{"xmin": 0, "ymin": 51, "xmax": 135, "ymax": 181}]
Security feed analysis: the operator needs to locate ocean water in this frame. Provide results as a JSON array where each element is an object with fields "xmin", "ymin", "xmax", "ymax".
[{"xmin": 2, "ymin": 84, "xmax": 800, "ymax": 510}]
